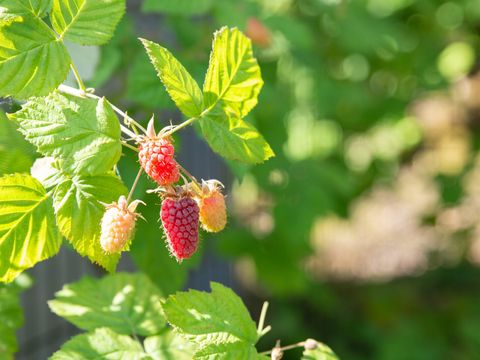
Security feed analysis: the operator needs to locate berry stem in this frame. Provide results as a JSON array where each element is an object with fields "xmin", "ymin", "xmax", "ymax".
[
  {"xmin": 178, "ymin": 163, "xmax": 202, "ymax": 192},
  {"xmin": 127, "ymin": 168, "xmax": 143, "ymax": 203},
  {"xmin": 259, "ymin": 341, "xmax": 306, "ymax": 356},
  {"xmin": 70, "ymin": 63, "xmax": 86, "ymax": 92},
  {"xmin": 160, "ymin": 116, "xmax": 199, "ymax": 138}
]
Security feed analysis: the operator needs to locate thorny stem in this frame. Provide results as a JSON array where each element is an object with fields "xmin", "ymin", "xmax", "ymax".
[
  {"xmin": 127, "ymin": 168, "xmax": 143, "ymax": 203},
  {"xmin": 259, "ymin": 341, "xmax": 306, "ymax": 356},
  {"xmin": 70, "ymin": 63, "xmax": 86, "ymax": 92}
]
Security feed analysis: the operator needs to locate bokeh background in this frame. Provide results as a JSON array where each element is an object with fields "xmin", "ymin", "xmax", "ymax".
[{"xmin": 3, "ymin": 0, "xmax": 480, "ymax": 358}]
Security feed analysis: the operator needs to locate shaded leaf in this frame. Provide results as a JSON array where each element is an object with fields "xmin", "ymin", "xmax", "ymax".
[{"xmin": 53, "ymin": 172, "xmax": 126, "ymax": 271}]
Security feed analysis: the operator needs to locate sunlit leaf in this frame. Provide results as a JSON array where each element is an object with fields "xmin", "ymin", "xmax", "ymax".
[
  {"xmin": 141, "ymin": 38, "xmax": 203, "ymax": 117},
  {"xmin": 0, "ymin": 174, "xmax": 62, "ymax": 283},
  {"xmin": 200, "ymin": 110, "xmax": 274, "ymax": 164},
  {"xmin": 48, "ymin": 273, "xmax": 165, "ymax": 336},
  {"xmin": 0, "ymin": 13, "xmax": 71, "ymax": 99},
  {"xmin": 50, "ymin": 0, "xmax": 126, "ymax": 45},
  {"xmin": 49, "ymin": 328, "xmax": 145, "ymax": 360},
  {"xmin": 12, "ymin": 92, "xmax": 122, "ymax": 176},
  {"xmin": 203, "ymin": 27, "xmax": 263, "ymax": 119},
  {"xmin": 162, "ymin": 282, "xmax": 260, "ymax": 358}
]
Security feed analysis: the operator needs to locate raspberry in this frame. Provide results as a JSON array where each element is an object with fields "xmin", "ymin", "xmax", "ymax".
[
  {"xmin": 160, "ymin": 196, "xmax": 200, "ymax": 261},
  {"xmin": 196, "ymin": 180, "xmax": 227, "ymax": 233},
  {"xmin": 138, "ymin": 118, "xmax": 179, "ymax": 186},
  {"xmin": 100, "ymin": 196, "xmax": 143, "ymax": 253},
  {"xmin": 139, "ymin": 138, "xmax": 180, "ymax": 186}
]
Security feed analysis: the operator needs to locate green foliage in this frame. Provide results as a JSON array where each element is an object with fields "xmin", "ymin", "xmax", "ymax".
[
  {"xmin": 302, "ymin": 343, "xmax": 339, "ymax": 360},
  {"xmin": 50, "ymin": 327, "xmax": 147, "ymax": 360},
  {"xmin": 48, "ymin": 273, "xmax": 165, "ymax": 336},
  {"xmin": 12, "ymin": 93, "xmax": 122, "ymax": 176},
  {"xmin": 0, "ymin": 111, "xmax": 34, "ymax": 175},
  {"xmin": 0, "ymin": 275, "xmax": 31, "ymax": 360},
  {"xmin": 50, "ymin": 0, "xmax": 126, "ymax": 45},
  {"xmin": 49, "ymin": 273, "xmax": 196, "ymax": 359},
  {"xmin": 0, "ymin": 11, "xmax": 71, "ymax": 99},
  {"xmin": 162, "ymin": 282, "xmax": 261, "ymax": 359},
  {"xmin": 0, "ymin": 0, "xmax": 52, "ymax": 17},
  {"xmin": 141, "ymin": 38, "xmax": 203, "ymax": 117},
  {"xmin": 0, "ymin": 174, "xmax": 62, "ymax": 282},
  {"xmin": 200, "ymin": 27, "xmax": 273, "ymax": 164},
  {"xmin": 203, "ymin": 27, "xmax": 263, "ymax": 119},
  {"xmin": 53, "ymin": 173, "xmax": 127, "ymax": 271}
]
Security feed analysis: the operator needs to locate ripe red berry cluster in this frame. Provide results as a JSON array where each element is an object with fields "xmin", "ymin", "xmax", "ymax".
[
  {"xmin": 161, "ymin": 196, "xmax": 200, "ymax": 260},
  {"xmin": 139, "ymin": 137, "xmax": 179, "ymax": 186}
]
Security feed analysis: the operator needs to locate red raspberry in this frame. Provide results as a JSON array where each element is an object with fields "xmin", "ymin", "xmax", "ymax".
[
  {"xmin": 160, "ymin": 196, "xmax": 200, "ymax": 260},
  {"xmin": 100, "ymin": 196, "xmax": 143, "ymax": 253},
  {"xmin": 139, "ymin": 138, "xmax": 180, "ymax": 186}
]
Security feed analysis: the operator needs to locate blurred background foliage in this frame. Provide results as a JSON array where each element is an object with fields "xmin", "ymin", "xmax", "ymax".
[{"xmin": 4, "ymin": 0, "xmax": 480, "ymax": 358}]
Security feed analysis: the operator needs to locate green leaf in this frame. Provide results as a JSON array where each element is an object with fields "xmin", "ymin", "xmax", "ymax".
[
  {"xmin": 142, "ymin": 0, "xmax": 213, "ymax": 15},
  {"xmin": 0, "ymin": 111, "xmax": 34, "ymax": 176},
  {"xmin": 12, "ymin": 92, "xmax": 122, "ymax": 176},
  {"xmin": 50, "ymin": 0, "xmax": 126, "ymax": 45},
  {"xmin": 141, "ymin": 38, "xmax": 203, "ymax": 117},
  {"xmin": 126, "ymin": 52, "xmax": 175, "ymax": 110},
  {"xmin": 162, "ymin": 282, "xmax": 259, "ymax": 358},
  {"xmin": 0, "ymin": 275, "xmax": 31, "ymax": 359},
  {"xmin": 301, "ymin": 343, "xmax": 339, "ymax": 360},
  {"xmin": 203, "ymin": 27, "xmax": 263, "ymax": 119},
  {"xmin": 48, "ymin": 273, "xmax": 165, "ymax": 336},
  {"xmin": 0, "ymin": 13, "xmax": 71, "ymax": 99},
  {"xmin": 198, "ymin": 27, "xmax": 273, "ymax": 164},
  {"xmin": 0, "ymin": 0, "xmax": 53, "ymax": 17},
  {"xmin": 200, "ymin": 111, "xmax": 274, "ymax": 164},
  {"xmin": 194, "ymin": 342, "xmax": 259, "ymax": 360},
  {"xmin": 0, "ymin": 174, "xmax": 62, "ymax": 283},
  {"xmin": 53, "ymin": 172, "xmax": 126, "ymax": 272},
  {"xmin": 144, "ymin": 330, "xmax": 195, "ymax": 360},
  {"xmin": 49, "ymin": 328, "xmax": 145, "ymax": 360}
]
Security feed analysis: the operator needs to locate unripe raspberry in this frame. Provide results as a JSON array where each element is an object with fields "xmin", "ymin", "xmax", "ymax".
[
  {"xmin": 100, "ymin": 196, "xmax": 143, "ymax": 253},
  {"xmin": 196, "ymin": 180, "xmax": 227, "ymax": 233},
  {"xmin": 138, "ymin": 118, "xmax": 180, "ymax": 186},
  {"xmin": 160, "ymin": 195, "xmax": 200, "ymax": 261}
]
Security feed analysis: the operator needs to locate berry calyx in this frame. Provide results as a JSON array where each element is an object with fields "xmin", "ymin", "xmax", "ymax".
[
  {"xmin": 138, "ymin": 118, "xmax": 180, "ymax": 186},
  {"xmin": 100, "ymin": 196, "xmax": 143, "ymax": 254},
  {"xmin": 196, "ymin": 180, "xmax": 227, "ymax": 233},
  {"xmin": 160, "ymin": 189, "xmax": 200, "ymax": 261}
]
